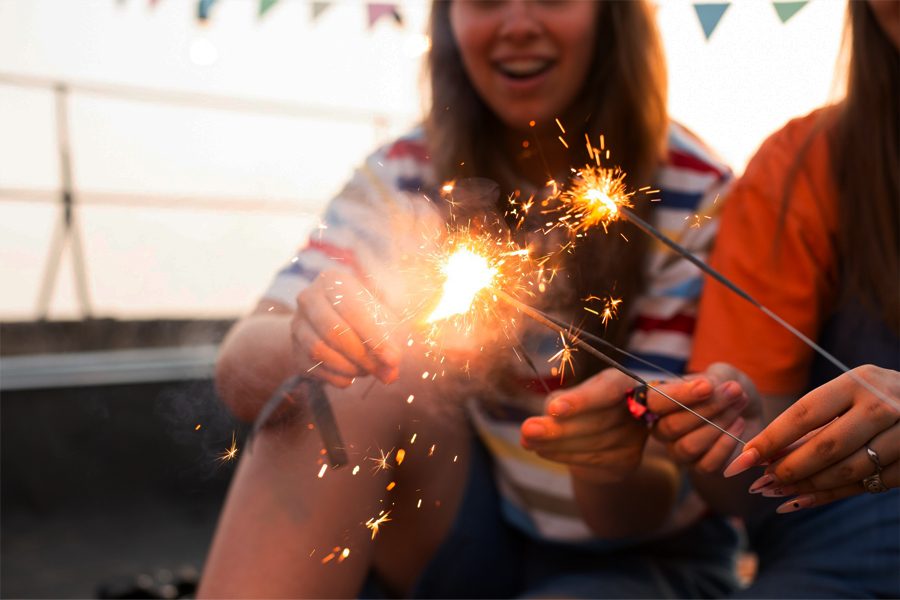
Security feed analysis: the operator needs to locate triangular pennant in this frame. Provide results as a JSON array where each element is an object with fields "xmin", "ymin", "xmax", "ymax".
[
  {"xmin": 693, "ymin": 3, "xmax": 730, "ymax": 40},
  {"xmin": 311, "ymin": 1, "xmax": 331, "ymax": 20},
  {"xmin": 367, "ymin": 3, "xmax": 402, "ymax": 28},
  {"xmin": 259, "ymin": 0, "xmax": 278, "ymax": 18},
  {"xmin": 198, "ymin": 0, "xmax": 217, "ymax": 21},
  {"xmin": 773, "ymin": 1, "xmax": 808, "ymax": 24}
]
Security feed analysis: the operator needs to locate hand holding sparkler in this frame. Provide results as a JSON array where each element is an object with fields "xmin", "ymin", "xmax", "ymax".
[
  {"xmin": 291, "ymin": 269, "xmax": 402, "ymax": 387},
  {"xmin": 520, "ymin": 369, "xmax": 653, "ymax": 482},
  {"xmin": 647, "ymin": 364, "xmax": 761, "ymax": 474}
]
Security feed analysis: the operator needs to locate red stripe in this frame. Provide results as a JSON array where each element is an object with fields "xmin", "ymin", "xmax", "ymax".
[
  {"xmin": 386, "ymin": 139, "xmax": 429, "ymax": 162},
  {"xmin": 633, "ymin": 313, "xmax": 696, "ymax": 335},
  {"xmin": 667, "ymin": 149, "xmax": 722, "ymax": 177},
  {"xmin": 305, "ymin": 239, "xmax": 361, "ymax": 272}
]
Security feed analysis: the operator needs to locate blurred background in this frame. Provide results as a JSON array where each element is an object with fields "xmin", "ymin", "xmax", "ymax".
[{"xmin": 0, "ymin": 0, "xmax": 843, "ymax": 597}]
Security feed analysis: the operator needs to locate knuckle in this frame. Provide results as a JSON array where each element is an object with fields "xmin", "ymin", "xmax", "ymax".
[
  {"xmin": 775, "ymin": 463, "xmax": 797, "ymax": 484},
  {"xmin": 813, "ymin": 437, "xmax": 839, "ymax": 462}
]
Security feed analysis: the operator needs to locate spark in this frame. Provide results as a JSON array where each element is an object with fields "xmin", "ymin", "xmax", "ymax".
[
  {"xmin": 352, "ymin": 465, "xmax": 360, "ymax": 475},
  {"xmin": 558, "ymin": 165, "xmax": 633, "ymax": 234},
  {"xmin": 410, "ymin": 433, "xmax": 417, "ymax": 444},
  {"xmin": 406, "ymin": 394, "xmax": 415, "ymax": 404},
  {"xmin": 395, "ymin": 448, "xmax": 406, "ymax": 465},
  {"xmin": 585, "ymin": 294, "xmax": 623, "ymax": 326},
  {"xmin": 218, "ymin": 431, "xmax": 238, "ymax": 463},
  {"xmin": 194, "ymin": 424, "xmax": 201, "ymax": 431},
  {"xmin": 338, "ymin": 548, "xmax": 350, "ymax": 562},
  {"xmin": 317, "ymin": 463, "xmax": 328, "ymax": 479},
  {"xmin": 368, "ymin": 448, "xmax": 393, "ymax": 474},
  {"xmin": 426, "ymin": 247, "xmax": 498, "ymax": 322},
  {"xmin": 548, "ymin": 331, "xmax": 577, "ymax": 384},
  {"xmin": 386, "ymin": 481, "xmax": 396, "ymax": 491},
  {"xmin": 365, "ymin": 510, "xmax": 392, "ymax": 540}
]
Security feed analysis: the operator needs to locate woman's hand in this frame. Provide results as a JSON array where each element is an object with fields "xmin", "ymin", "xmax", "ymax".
[
  {"xmin": 723, "ymin": 365, "xmax": 900, "ymax": 512},
  {"xmin": 519, "ymin": 368, "xmax": 651, "ymax": 483},
  {"xmin": 291, "ymin": 269, "xmax": 401, "ymax": 388},
  {"xmin": 648, "ymin": 363, "xmax": 760, "ymax": 474}
]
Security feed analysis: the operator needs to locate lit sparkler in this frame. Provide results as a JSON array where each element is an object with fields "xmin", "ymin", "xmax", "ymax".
[{"xmin": 561, "ymin": 159, "xmax": 896, "ymax": 408}]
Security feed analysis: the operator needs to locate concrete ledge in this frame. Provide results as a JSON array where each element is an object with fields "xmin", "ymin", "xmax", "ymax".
[{"xmin": 0, "ymin": 345, "xmax": 219, "ymax": 391}]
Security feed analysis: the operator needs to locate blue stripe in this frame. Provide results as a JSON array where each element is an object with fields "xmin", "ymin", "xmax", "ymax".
[
  {"xmin": 277, "ymin": 260, "xmax": 320, "ymax": 280},
  {"xmin": 621, "ymin": 353, "xmax": 687, "ymax": 376},
  {"xmin": 397, "ymin": 176, "xmax": 424, "ymax": 193},
  {"xmin": 657, "ymin": 188, "xmax": 703, "ymax": 210},
  {"xmin": 659, "ymin": 276, "xmax": 703, "ymax": 299}
]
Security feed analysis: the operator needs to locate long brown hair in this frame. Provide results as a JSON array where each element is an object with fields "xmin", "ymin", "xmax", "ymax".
[
  {"xmin": 831, "ymin": 1, "xmax": 900, "ymax": 333},
  {"xmin": 424, "ymin": 1, "xmax": 668, "ymax": 355}
]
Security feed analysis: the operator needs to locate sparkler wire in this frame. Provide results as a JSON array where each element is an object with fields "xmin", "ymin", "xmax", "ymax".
[
  {"xmin": 620, "ymin": 207, "xmax": 898, "ymax": 410},
  {"xmin": 540, "ymin": 312, "xmax": 685, "ymax": 381},
  {"xmin": 498, "ymin": 290, "xmax": 747, "ymax": 445}
]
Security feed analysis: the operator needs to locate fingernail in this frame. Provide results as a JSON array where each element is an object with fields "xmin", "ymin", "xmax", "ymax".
[
  {"xmin": 723, "ymin": 447, "xmax": 760, "ymax": 477},
  {"xmin": 549, "ymin": 399, "xmax": 571, "ymax": 417},
  {"xmin": 749, "ymin": 474, "xmax": 775, "ymax": 493},
  {"xmin": 719, "ymin": 381, "xmax": 742, "ymax": 401},
  {"xmin": 522, "ymin": 421, "xmax": 547, "ymax": 438},
  {"xmin": 691, "ymin": 379, "xmax": 712, "ymax": 395},
  {"xmin": 776, "ymin": 495, "xmax": 815, "ymax": 514},
  {"xmin": 761, "ymin": 487, "xmax": 786, "ymax": 498}
]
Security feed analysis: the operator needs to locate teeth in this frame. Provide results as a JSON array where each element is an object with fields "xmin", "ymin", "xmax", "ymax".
[{"xmin": 497, "ymin": 59, "xmax": 551, "ymax": 77}]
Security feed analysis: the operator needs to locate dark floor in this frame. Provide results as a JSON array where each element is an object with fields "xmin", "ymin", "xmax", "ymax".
[{"xmin": 1, "ymin": 377, "xmax": 242, "ymax": 598}]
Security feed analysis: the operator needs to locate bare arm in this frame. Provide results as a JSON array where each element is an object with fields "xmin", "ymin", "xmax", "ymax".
[{"xmin": 215, "ymin": 301, "xmax": 295, "ymax": 422}]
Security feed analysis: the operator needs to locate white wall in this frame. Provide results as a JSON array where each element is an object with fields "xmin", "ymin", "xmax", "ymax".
[{"xmin": 0, "ymin": 0, "xmax": 844, "ymax": 320}]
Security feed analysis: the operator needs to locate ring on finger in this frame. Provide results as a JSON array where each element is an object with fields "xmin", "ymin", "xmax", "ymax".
[{"xmin": 862, "ymin": 444, "xmax": 889, "ymax": 494}]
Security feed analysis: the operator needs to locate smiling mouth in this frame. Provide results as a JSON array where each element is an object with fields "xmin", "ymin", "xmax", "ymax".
[{"xmin": 494, "ymin": 59, "xmax": 555, "ymax": 80}]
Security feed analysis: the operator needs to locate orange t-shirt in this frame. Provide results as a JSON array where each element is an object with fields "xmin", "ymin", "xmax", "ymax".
[{"xmin": 688, "ymin": 108, "xmax": 840, "ymax": 396}]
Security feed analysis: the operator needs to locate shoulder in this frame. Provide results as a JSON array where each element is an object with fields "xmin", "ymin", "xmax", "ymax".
[
  {"xmin": 664, "ymin": 121, "xmax": 732, "ymax": 181},
  {"xmin": 740, "ymin": 107, "xmax": 836, "ymax": 192},
  {"xmin": 363, "ymin": 127, "xmax": 435, "ymax": 194}
]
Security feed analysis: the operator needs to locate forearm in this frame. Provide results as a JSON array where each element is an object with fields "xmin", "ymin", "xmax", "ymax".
[
  {"xmin": 216, "ymin": 311, "xmax": 296, "ymax": 422},
  {"xmin": 570, "ymin": 451, "xmax": 680, "ymax": 539}
]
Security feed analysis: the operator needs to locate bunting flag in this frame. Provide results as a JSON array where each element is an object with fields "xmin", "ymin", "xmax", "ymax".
[
  {"xmin": 367, "ymin": 3, "xmax": 402, "ymax": 28},
  {"xmin": 773, "ymin": 1, "xmax": 808, "ymax": 24},
  {"xmin": 259, "ymin": 0, "xmax": 278, "ymax": 18},
  {"xmin": 311, "ymin": 1, "xmax": 332, "ymax": 21},
  {"xmin": 693, "ymin": 3, "xmax": 731, "ymax": 40},
  {"xmin": 197, "ymin": 0, "xmax": 217, "ymax": 21}
]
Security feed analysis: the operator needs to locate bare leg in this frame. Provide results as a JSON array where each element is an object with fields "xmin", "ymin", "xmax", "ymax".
[{"xmin": 198, "ymin": 363, "xmax": 472, "ymax": 599}]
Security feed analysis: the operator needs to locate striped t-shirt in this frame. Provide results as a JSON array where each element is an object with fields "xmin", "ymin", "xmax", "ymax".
[{"xmin": 264, "ymin": 124, "xmax": 732, "ymax": 543}]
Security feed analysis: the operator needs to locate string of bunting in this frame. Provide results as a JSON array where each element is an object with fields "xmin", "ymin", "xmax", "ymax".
[
  {"xmin": 693, "ymin": 1, "xmax": 810, "ymax": 41},
  {"xmin": 131, "ymin": 1, "xmax": 809, "ymax": 38}
]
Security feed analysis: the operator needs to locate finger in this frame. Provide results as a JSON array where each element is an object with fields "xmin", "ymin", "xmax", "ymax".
[
  {"xmin": 293, "ymin": 324, "xmax": 362, "ymax": 379},
  {"xmin": 653, "ymin": 386, "xmax": 747, "ymax": 442},
  {"xmin": 645, "ymin": 377, "xmax": 714, "ymax": 416},
  {"xmin": 533, "ymin": 446, "xmax": 642, "ymax": 469},
  {"xmin": 298, "ymin": 289, "xmax": 380, "ymax": 374},
  {"xmin": 761, "ymin": 422, "xmax": 900, "ymax": 495},
  {"xmin": 521, "ymin": 413, "xmax": 628, "ymax": 444},
  {"xmin": 744, "ymin": 372, "xmax": 872, "ymax": 463},
  {"xmin": 764, "ymin": 404, "xmax": 898, "ymax": 485},
  {"xmin": 329, "ymin": 276, "xmax": 402, "ymax": 369},
  {"xmin": 693, "ymin": 417, "xmax": 745, "ymax": 475},
  {"xmin": 544, "ymin": 368, "xmax": 634, "ymax": 418},
  {"xmin": 774, "ymin": 459, "xmax": 899, "ymax": 513},
  {"xmin": 666, "ymin": 410, "xmax": 744, "ymax": 466}
]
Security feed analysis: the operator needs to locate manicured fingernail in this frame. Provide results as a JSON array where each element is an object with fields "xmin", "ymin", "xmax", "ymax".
[
  {"xmin": 762, "ymin": 487, "xmax": 786, "ymax": 498},
  {"xmin": 522, "ymin": 421, "xmax": 547, "ymax": 438},
  {"xmin": 719, "ymin": 381, "xmax": 742, "ymax": 401},
  {"xmin": 549, "ymin": 399, "xmax": 571, "ymax": 417},
  {"xmin": 749, "ymin": 474, "xmax": 775, "ymax": 493},
  {"xmin": 724, "ymin": 447, "xmax": 760, "ymax": 477},
  {"xmin": 776, "ymin": 495, "xmax": 815, "ymax": 514}
]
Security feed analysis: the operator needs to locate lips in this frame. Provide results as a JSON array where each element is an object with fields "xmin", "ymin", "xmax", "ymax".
[{"xmin": 493, "ymin": 58, "xmax": 555, "ymax": 80}]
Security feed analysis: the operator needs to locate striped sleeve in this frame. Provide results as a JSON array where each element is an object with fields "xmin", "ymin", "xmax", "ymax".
[
  {"xmin": 263, "ymin": 136, "xmax": 442, "ymax": 312},
  {"xmin": 623, "ymin": 123, "xmax": 733, "ymax": 379}
]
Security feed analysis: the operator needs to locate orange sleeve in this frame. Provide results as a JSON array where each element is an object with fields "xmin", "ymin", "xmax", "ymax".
[{"xmin": 688, "ymin": 113, "xmax": 839, "ymax": 396}]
